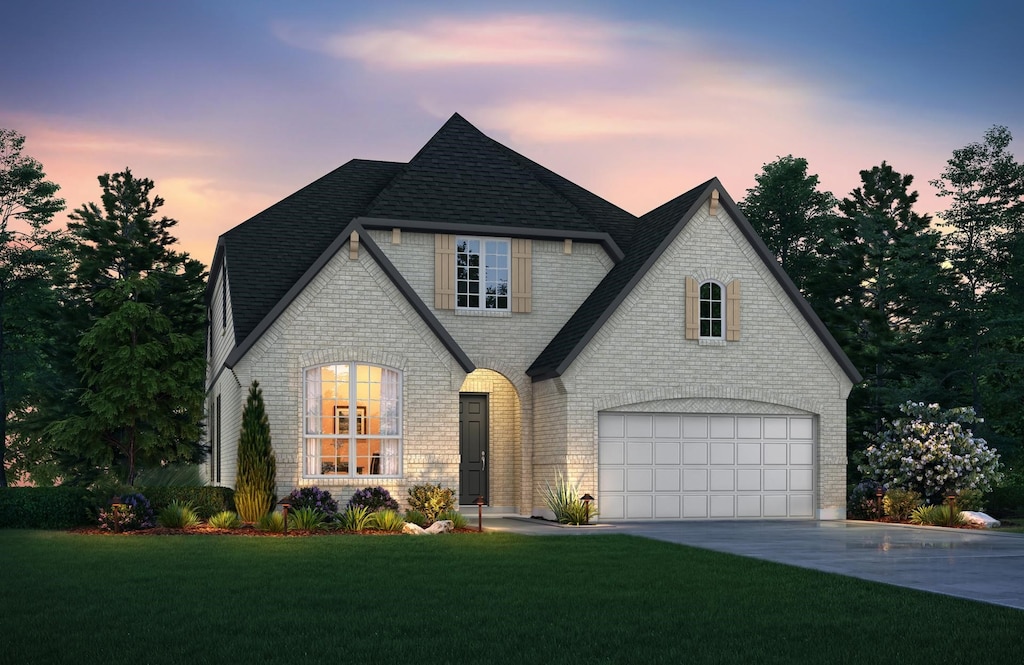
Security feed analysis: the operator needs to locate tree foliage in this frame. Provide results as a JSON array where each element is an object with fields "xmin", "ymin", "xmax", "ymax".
[
  {"xmin": 46, "ymin": 169, "xmax": 206, "ymax": 485},
  {"xmin": 0, "ymin": 128, "xmax": 67, "ymax": 487}
]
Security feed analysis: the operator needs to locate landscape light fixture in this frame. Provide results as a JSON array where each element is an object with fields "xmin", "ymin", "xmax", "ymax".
[
  {"xmin": 581, "ymin": 493, "xmax": 594, "ymax": 525},
  {"xmin": 475, "ymin": 495, "xmax": 485, "ymax": 532},
  {"xmin": 277, "ymin": 497, "xmax": 292, "ymax": 535}
]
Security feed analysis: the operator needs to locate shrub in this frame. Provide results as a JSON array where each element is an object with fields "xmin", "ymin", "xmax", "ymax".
[
  {"xmin": 370, "ymin": 508, "xmax": 406, "ymax": 532},
  {"xmin": 158, "ymin": 501, "xmax": 200, "ymax": 529},
  {"xmin": 848, "ymin": 479, "xmax": 884, "ymax": 520},
  {"xmin": 436, "ymin": 509, "xmax": 468, "ymax": 529},
  {"xmin": 0, "ymin": 487, "xmax": 93, "ymax": 529},
  {"xmin": 98, "ymin": 493, "xmax": 155, "ymax": 532},
  {"xmin": 910, "ymin": 503, "xmax": 965, "ymax": 527},
  {"xmin": 543, "ymin": 472, "xmax": 596, "ymax": 525},
  {"xmin": 347, "ymin": 486, "xmax": 399, "ymax": 513},
  {"xmin": 288, "ymin": 507, "xmax": 327, "ymax": 531},
  {"xmin": 208, "ymin": 511, "xmax": 242, "ymax": 529},
  {"xmin": 139, "ymin": 486, "xmax": 234, "ymax": 519},
  {"xmin": 286, "ymin": 486, "xmax": 339, "ymax": 519},
  {"xmin": 338, "ymin": 505, "xmax": 374, "ymax": 532},
  {"xmin": 953, "ymin": 488, "xmax": 985, "ymax": 512},
  {"xmin": 257, "ymin": 511, "xmax": 284, "ymax": 532},
  {"xmin": 235, "ymin": 381, "xmax": 277, "ymax": 522},
  {"xmin": 406, "ymin": 484, "xmax": 455, "ymax": 523},
  {"xmin": 859, "ymin": 401, "xmax": 1002, "ymax": 501},
  {"xmin": 883, "ymin": 488, "xmax": 923, "ymax": 521},
  {"xmin": 988, "ymin": 466, "xmax": 1024, "ymax": 517},
  {"xmin": 134, "ymin": 464, "xmax": 204, "ymax": 487},
  {"xmin": 404, "ymin": 509, "xmax": 427, "ymax": 527}
]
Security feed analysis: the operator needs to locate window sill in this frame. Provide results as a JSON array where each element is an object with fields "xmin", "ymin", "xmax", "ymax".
[
  {"xmin": 454, "ymin": 308, "xmax": 512, "ymax": 318},
  {"xmin": 698, "ymin": 338, "xmax": 727, "ymax": 346}
]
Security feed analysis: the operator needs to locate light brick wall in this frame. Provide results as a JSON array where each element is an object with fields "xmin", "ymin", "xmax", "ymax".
[
  {"xmin": 536, "ymin": 202, "xmax": 853, "ymax": 518},
  {"xmin": 230, "ymin": 241, "xmax": 467, "ymax": 508}
]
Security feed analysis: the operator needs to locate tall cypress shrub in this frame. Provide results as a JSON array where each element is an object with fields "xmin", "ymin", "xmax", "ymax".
[{"xmin": 234, "ymin": 381, "xmax": 276, "ymax": 522}]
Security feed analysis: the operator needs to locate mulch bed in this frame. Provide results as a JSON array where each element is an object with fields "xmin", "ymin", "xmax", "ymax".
[{"xmin": 68, "ymin": 525, "xmax": 480, "ymax": 536}]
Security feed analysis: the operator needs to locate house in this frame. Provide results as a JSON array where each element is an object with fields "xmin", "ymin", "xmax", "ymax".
[{"xmin": 205, "ymin": 113, "xmax": 860, "ymax": 520}]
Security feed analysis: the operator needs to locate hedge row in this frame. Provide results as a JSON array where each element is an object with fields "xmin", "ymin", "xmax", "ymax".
[
  {"xmin": 0, "ymin": 485, "xmax": 236, "ymax": 528},
  {"xmin": 0, "ymin": 487, "xmax": 94, "ymax": 529}
]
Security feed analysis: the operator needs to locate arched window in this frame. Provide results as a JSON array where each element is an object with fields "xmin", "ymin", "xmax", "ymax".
[
  {"xmin": 699, "ymin": 281, "xmax": 724, "ymax": 339},
  {"xmin": 303, "ymin": 363, "xmax": 401, "ymax": 477}
]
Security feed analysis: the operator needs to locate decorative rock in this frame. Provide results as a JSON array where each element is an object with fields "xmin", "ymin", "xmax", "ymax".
[
  {"xmin": 402, "ymin": 522, "xmax": 426, "ymax": 535},
  {"xmin": 961, "ymin": 511, "xmax": 1001, "ymax": 528},
  {"xmin": 425, "ymin": 519, "xmax": 454, "ymax": 534}
]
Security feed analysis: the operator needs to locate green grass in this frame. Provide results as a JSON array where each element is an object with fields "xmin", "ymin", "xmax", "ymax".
[{"xmin": 1, "ymin": 531, "xmax": 1021, "ymax": 664}]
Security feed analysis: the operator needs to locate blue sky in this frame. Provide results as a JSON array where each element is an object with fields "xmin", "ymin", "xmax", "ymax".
[{"xmin": 3, "ymin": 0, "xmax": 1022, "ymax": 263}]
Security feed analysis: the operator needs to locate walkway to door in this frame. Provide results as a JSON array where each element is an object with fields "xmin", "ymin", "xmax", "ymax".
[{"xmin": 481, "ymin": 517, "xmax": 1024, "ymax": 610}]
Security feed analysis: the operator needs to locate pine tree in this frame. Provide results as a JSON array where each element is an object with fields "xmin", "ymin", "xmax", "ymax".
[
  {"xmin": 234, "ymin": 381, "xmax": 277, "ymax": 523},
  {"xmin": 47, "ymin": 169, "xmax": 206, "ymax": 484}
]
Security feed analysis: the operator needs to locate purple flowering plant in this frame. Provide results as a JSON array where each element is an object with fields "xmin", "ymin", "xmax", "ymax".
[
  {"xmin": 97, "ymin": 493, "xmax": 155, "ymax": 532},
  {"xmin": 286, "ymin": 486, "xmax": 339, "ymax": 518},
  {"xmin": 347, "ymin": 486, "xmax": 400, "ymax": 513}
]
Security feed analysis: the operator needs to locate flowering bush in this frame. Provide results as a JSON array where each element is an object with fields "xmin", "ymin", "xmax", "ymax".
[
  {"xmin": 286, "ymin": 486, "xmax": 339, "ymax": 519},
  {"xmin": 347, "ymin": 486, "xmax": 399, "ymax": 513},
  {"xmin": 859, "ymin": 401, "xmax": 1002, "ymax": 501},
  {"xmin": 97, "ymin": 493, "xmax": 155, "ymax": 532},
  {"xmin": 847, "ymin": 479, "xmax": 884, "ymax": 519}
]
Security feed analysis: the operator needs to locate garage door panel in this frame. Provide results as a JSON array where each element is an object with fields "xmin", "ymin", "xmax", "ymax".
[
  {"xmin": 764, "ymin": 443, "xmax": 788, "ymax": 465},
  {"xmin": 600, "ymin": 441, "xmax": 624, "ymax": 465},
  {"xmin": 737, "ymin": 469, "xmax": 761, "ymax": 491},
  {"xmin": 737, "ymin": 443, "xmax": 761, "ymax": 465},
  {"xmin": 710, "ymin": 443, "xmax": 734, "ymax": 465},
  {"xmin": 710, "ymin": 469, "xmax": 734, "ymax": 491},
  {"xmin": 655, "ymin": 468, "xmax": 680, "ymax": 492},
  {"xmin": 655, "ymin": 442, "xmax": 680, "ymax": 465},
  {"xmin": 626, "ymin": 495, "xmax": 653, "ymax": 519},
  {"xmin": 626, "ymin": 441, "xmax": 653, "ymax": 465},
  {"xmin": 655, "ymin": 495, "xmax": 681, "ymax": 518},
  {"xmin": 709, "ymin": 495, "xmax": 735, "ymax": 517},
  {"xmin": 599, "ymin": 412, "xmax": 816, "ymax": 520},
  {"xmin": 626, "ymin": 415, "xmax": 653, "ymax": 438},
  {"xmin": 737, "ymin": 495, "xmax": 762, "ymax": 517},
  {"xmin": 683, "ymin": 468, "xmax": 708, "ymax": 491},
  {"xmin": 683, "ymin": 442, "xmax": 708, "ymax": 465}
]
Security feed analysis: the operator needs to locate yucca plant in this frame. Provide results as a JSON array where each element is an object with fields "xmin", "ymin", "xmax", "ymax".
[
  {"xmin": 370, "ymin": 508, "xmax": 406, "ymax": 532},
  {"xmin": 339, "ymin": 505, "xmax": 374, "ymax": 532},
  {"xmin": 208, "ymin": 511, "xmax": 242, "ymax": 529},
  {"xmin": 235, "ymin": 381, "xmax": 277, "ymax": 523},
  {"xmin": 257, "ymin": 511, "xmax": 285, "ymax": 532},
  {"xmin": 910, "ymin": 504, "xmax": 966, "ymax": 527},
  {"xmin": 403, "ymin": 509, "xmax": 427, "ymax": 527},
  {"xmin": 157, "ymin": 500, "xmax": 200, "ymax": 529},
  {"xmin": 436, "ymin": 509, "xmax": 468, "ymax": 529},
  {"xmin": 543, "ymin": 472, "xmax": 597, "ymax": 525},
  {"xmin": 288, "ymin": 507, "xmax": 327, "ymax": 531}
]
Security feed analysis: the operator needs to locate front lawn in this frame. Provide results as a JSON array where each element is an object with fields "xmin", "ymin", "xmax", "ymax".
[{"xmin": 2, "ymin": 530, "xmax": 1021, "ymax": 664}]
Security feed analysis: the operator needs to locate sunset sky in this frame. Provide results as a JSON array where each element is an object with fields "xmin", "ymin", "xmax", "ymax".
[{"xmin": 3, "ymin": 0, "xmax": 1022, "ymax": 266}]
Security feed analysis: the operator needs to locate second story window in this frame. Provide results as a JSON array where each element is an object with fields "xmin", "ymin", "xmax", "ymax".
[
  {"xmin": 699, "ymin": 281, "xmax": 724, "ymax": 338},
  {"xmin": 457, "ymin": 237, "xmax": 509, "ymax": 310}
]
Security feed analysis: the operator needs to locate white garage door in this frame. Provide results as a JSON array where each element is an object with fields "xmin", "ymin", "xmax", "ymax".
[{"xmin": 598, "ymin": 413, "xmax": 815, "ymax": 520}]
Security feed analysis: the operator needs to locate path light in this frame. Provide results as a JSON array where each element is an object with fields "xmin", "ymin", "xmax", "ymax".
[
  {"xmin": 277, "ymin": 497, "xmax": 292, "ymax": 535},
  {"xmin": 475, "ymin": 495, "xmax": 485, "ymax": 532},
  {"xmin": 946, "ymin": 492, "xmax": 958, "ymax": 527},
  {"xmin": 110, "ymin": 496, "xmax": 125, "ymax": 534},
  {"xmin": 875, "ymin": 487, "xmax": 884, "ymax": 517},
  {"xmin": 581, "ymin": 493, "xmax": 594, "ymax": 525}
]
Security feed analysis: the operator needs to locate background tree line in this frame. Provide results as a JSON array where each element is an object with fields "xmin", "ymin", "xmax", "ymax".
[
  {"xmin": 739, "ymin": 126, "xmax": 1024, "ymax": 482},
  {"xmin": 1, "ymin": 129, "xmax": 206, "ymax": 487}
]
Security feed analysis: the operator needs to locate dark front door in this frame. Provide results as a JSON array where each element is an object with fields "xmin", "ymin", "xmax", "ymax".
[{"xmin": 459, "ymin": 393, "xmax": 489, "ymax": 505}]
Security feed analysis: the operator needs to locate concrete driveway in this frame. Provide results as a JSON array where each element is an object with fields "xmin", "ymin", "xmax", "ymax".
[{"xmin": 483, "ymin": 517, "xmax": 1024, "ymax": 610}]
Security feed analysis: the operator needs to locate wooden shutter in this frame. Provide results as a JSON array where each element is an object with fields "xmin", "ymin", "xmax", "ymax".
[
  {"xmin": 511, "ymin": 238, "xmax": 532, "ymax": 313},
  {"xmin": 685, "ymin": 276, "xmax": 699, "ymax": 340},
  {"xmin": 726, "ymin": 279, "xmax": 741, "ymax": 341},
  {"xmin": 435, "ymin": 234, "xmax": 456, "ymax": 309}
]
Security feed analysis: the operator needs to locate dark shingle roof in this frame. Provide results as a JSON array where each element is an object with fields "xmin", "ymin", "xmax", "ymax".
[{"xmin": 218, "ymin": 159, "xmax": 404, "ymax": 344}]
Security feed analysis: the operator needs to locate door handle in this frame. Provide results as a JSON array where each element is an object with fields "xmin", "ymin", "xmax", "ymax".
[{"xmin": 481, "ymin": 450, "xmax": 486, "ymax": 471}]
